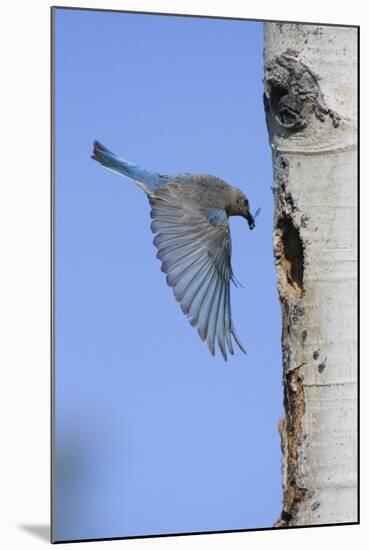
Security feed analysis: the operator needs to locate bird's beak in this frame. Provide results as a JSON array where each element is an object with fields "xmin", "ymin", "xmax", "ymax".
[{"xmin": 246, "ymin": 210, "xmax": 255, "ymax": 230}]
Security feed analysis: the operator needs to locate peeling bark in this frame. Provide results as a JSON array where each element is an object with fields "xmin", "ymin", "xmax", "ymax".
[{"xmin": 264, "ymin": 23, "xmax": 358, "ymax": 527}]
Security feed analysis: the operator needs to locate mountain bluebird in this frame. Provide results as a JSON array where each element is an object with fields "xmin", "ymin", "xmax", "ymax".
[{"xmin": 92, "ymin": 141, "xmax": 256, "ymax": 361}]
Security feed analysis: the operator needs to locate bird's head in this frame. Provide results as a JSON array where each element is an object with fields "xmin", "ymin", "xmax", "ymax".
[{"xmin": 229, "ymin": 189, "xmax": 256, "ymax": 230}]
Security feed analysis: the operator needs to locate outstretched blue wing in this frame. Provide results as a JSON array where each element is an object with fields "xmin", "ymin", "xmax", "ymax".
[{"xmin": 150, "ymin": 184, "xmax": 245, "ymax": 360}]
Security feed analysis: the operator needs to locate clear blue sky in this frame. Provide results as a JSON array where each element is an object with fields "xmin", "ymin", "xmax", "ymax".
[{"xmin": 54, "ymin": 8, "xmax": 282, "ymax": 542}]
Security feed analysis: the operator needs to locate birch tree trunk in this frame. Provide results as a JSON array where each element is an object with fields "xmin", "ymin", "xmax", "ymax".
[{"xmin": 263, "ymin": 23, "xmax": 358, "ymax": 526}]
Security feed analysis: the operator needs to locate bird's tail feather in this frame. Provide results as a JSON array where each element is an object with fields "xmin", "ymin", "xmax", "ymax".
[{"xmin": 91, "ymin": 140, "xmax": 160, "ymax": 193}]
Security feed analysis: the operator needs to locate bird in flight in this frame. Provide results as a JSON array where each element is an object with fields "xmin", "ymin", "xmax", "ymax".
[{"xmin": 92, "ymin": 141, "xmax": 257, "ymax": 361}]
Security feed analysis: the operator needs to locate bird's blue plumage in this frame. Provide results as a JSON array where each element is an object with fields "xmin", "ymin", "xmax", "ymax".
[{"xmin": 92, "ymin": 141, "xmax": 169, "ymax": 193}]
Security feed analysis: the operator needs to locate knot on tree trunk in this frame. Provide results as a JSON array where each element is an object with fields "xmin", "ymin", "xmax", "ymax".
[{"xmin": 263, "ymin": 49, "xmax": 340, "ymax": 132}]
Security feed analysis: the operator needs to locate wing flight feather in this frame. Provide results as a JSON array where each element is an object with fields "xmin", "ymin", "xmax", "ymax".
[{"xmin": 150, "ymin": 184, "xmax": 245, "ymax": 360}]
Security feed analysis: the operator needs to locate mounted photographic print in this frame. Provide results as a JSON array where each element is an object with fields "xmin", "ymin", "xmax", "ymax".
[{"xmin": 51, "ymin": 6, "xmax": 358, "ymax": 543}]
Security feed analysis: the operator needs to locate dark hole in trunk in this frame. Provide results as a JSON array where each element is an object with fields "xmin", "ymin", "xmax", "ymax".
[{"xmin": 277, "ymin": 215, "xmax": 304, "ymax": 294}]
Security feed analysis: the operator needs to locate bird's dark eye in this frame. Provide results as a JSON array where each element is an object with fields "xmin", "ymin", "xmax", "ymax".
[{"xmin": 244, "ymin": 199, "xmax": 249, "ymax": 208}]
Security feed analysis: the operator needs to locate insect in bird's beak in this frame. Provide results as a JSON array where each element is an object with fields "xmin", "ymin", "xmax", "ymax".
[{"xmin": 246, "ymin": 207, "xmax": 261, "ymax": 230}]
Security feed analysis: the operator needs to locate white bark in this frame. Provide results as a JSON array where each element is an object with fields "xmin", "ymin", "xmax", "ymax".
[{"xmin": 263, "ymin": 23, "xmax": 358, "ymax": 526}]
